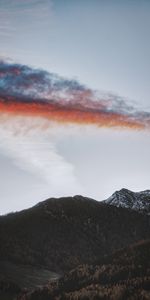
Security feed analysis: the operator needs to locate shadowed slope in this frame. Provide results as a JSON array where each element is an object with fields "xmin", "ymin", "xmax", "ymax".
[
  {"xmin": 0, "ymin": 195, "xmax": 149, "ymax": 274},
  {"xmin": 20, "ymin": 240, "xmax": 150, "ymax": 300}
]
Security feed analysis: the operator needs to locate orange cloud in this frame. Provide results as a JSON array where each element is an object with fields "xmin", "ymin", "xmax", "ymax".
[
  {"xmin": 0, "ymin": 61, "xmax": 149, "ymax": 131},
  {"xmin": 0, "ymin": 96, "xmax": 144, "ymax": 130}
]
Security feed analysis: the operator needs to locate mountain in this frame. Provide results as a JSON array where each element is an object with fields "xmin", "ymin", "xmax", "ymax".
[
  {"xmin": 19, "ymin": 239, "xmax": 150, "ymax": 300},
  {"xmin": 0, "ymin": 195, "xmax": 150, "ymax": 299},
  {"xmin": 103, "ymin": 188, "xmax": 150, "ymax": 215},
  {"xmin": 0, "ymin": 195, "xmax": 149, "ymax": 273}
]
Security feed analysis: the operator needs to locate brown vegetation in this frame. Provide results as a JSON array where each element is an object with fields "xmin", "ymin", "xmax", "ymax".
[{"xmin": 19, "ymin": 240, "xmax": 150, "ymax": 300}]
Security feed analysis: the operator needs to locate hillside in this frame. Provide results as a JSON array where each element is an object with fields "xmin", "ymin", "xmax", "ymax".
[
  {"xmin": 19, "ymin": 239, "xmax": 150, "ymax": 300},
  {"xmin": 0, "ymin": 195, "xmax": 149, "ymax": 274},
  {"xmin": 0, "ymin": 195, "xmax": 150, "ymax": 299}
]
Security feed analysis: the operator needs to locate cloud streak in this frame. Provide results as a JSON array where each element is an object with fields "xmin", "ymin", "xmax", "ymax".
[
  {"xmin": 0, "ymin": 61, "xmax": 150, "ymax": 130},
  {"xmin": 0, "ymin": 0, "xmax": 52, "ymax": 40}
]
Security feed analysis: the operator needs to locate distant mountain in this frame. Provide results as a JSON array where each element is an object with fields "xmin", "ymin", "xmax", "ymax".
[
  {"xmin": 0, "ymin": 195, "xmax": 150, "ymax": 299},
  {"xmin": 19, "ymin": 239, "xmax": 150, "ymax": 300},
  {"xmin": 103, "ymin": 188, "xmax": 150, "ymax": 215}
]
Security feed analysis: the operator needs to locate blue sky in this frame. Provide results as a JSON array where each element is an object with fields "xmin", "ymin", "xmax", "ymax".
[
  {"xmin": 1, "ymin": 0, "xmax": 150, "ymax": 107},
  {"xmin": 0, "ymin": 0, "xmax": 150, "ymax": 213}
]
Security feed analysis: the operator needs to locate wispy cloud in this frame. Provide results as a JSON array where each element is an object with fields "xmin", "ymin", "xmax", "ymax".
[
  {"xmin": 0, "ymin": 113, "xmax": 84, "ymax": 205},
  {"xmin": 0, "ymin": 61, "xmax": 150, "ymax": 130},
  {"xmin": 0, "ymin": 0, "xmax": 52, "ymax": 38}
]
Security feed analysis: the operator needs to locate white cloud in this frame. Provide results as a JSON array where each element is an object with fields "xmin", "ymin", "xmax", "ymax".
[
  {"xmin": 0, "ymin": 113, "xmax": 150, "ymax": 214},
  {"xmin": 0, "ymin": 114, "xmax": 83, "ymax": 212}
]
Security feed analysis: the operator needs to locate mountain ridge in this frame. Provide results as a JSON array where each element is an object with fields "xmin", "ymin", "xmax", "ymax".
[
  {"xmin": 0, "ymin": 192, "xmax": 150, "ymax": 299},
  {"xmin": 103, "ymin": 188, "xmax": 150, "ymax": 215},
  {"xmin": 0, "ymin": 194, "xmax": 149, "ymax": 271}
]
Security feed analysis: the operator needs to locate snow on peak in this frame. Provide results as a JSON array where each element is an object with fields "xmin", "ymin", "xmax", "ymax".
[{"xmin": 104, "ymin": 188, "xmax": 150, "ymax": 214}]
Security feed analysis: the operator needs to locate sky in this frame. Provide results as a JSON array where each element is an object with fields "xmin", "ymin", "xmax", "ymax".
[{"xmin": 0, "ymin": 0, "xmax": 150, "ymax": 214}]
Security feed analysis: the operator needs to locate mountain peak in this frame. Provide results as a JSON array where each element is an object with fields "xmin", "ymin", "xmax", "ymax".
[{"xmin": 104, "ymin": 189, "xmax": 150, "ymax": 214}]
